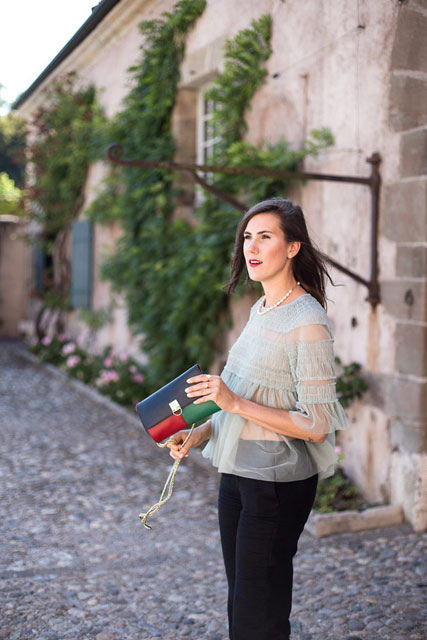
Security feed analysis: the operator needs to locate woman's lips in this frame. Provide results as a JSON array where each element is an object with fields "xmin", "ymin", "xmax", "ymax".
[{"xmin": 248, "ymin": 260, "xmax": 263, "ymax": 267}]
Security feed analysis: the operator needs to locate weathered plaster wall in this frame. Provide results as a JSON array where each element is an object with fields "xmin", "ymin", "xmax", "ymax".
[
  {"xmin": 182, "ymin": 0, "xmax": 426, "ymax": 529},
  {"xmin": 0, "ymin": 221, "xmax": 30, "ymax": 338},
  {"xmin": 16, "ymin": 0, "xmax": 427, "ymax": 529}
]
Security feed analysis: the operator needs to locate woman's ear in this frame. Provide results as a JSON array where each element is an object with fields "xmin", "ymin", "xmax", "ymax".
[{"xmin": 288, "ymin": 241, "xmax": 301, "ymax": 259}]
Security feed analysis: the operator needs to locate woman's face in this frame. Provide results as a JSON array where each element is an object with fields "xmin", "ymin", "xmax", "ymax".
[{"xmin": 243, "ymin": 212, "xmax": 296, "ymax": 284}]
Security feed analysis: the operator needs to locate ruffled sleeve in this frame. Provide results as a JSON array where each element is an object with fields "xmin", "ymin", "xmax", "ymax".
[{"xmin": 285, "ymin": 322, "xmax": 348, "ymax": 436}]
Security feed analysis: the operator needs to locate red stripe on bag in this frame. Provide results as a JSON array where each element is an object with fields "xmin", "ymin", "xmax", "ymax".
[{"xmin": 148, "ymin": 414, "xmax": 188, "ymax": 443}]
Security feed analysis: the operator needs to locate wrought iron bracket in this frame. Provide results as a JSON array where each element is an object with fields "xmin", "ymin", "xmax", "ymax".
[{"xmin": 106, "ymin": 144, "xmax": 381, "ymax": 308}]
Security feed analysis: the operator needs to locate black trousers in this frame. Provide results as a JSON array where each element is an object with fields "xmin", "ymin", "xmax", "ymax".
[{"xmin": 218, "ymin": 472, "xmax": 318, "ymax": 640}]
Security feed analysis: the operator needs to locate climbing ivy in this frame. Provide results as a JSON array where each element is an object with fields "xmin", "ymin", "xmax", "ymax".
[
  {"xmin": 205, "ymin": 14, "xmax": 272, "ymax": 149},
  {"xmin": 88, "ymin": 0, "xmax": 208, "ymax": 387},
  {"xmin": 26, "ymin": 73, "xmax": 105, "ymax": 336},
  {"xmin": 88, "ymin": 5, "xmax": 333, "ymax": 392},
  {"xmin": 27, "ymin": 73, "xmax": 105, "ymax": 242}
]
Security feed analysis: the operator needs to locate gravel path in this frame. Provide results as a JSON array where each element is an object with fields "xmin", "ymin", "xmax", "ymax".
[{"xmin": 0, "ymin": 341, "xmax": 426, "ymax": 640}]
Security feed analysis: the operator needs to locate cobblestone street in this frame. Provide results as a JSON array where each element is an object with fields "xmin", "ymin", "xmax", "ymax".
[{"xmin": 0, "ymin": 341, "xmax": 426, "ymax": 640}]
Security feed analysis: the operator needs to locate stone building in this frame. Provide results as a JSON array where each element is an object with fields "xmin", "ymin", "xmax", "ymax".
[{"xmin": 14, "ymin": 0, "xmax": 427, "ymax": 531}]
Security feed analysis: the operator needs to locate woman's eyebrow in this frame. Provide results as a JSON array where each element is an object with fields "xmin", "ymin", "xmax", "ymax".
[{"xmin": 244, "ymin": 229, "xmax": 274, "ymax": 235}]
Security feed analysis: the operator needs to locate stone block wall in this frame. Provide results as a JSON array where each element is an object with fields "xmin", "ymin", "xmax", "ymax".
[{"xmin": 383, "ymin": 1, "xmax": 427, "ymax": 531}]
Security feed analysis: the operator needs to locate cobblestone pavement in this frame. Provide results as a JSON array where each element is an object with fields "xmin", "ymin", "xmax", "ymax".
[{"xmin": 0, "ymin": 341, "xmax": 426, "ymax": 640}]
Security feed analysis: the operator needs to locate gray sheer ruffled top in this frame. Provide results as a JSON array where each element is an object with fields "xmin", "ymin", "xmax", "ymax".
[{"xmin": 202, "ymin": 293, "xmax": 349, "ymax": 481}]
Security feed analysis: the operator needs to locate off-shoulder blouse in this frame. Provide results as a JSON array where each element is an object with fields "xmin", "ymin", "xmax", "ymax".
[{"xmin": 202, "ymin": 293, "xmax": 349, "ymax": 481}]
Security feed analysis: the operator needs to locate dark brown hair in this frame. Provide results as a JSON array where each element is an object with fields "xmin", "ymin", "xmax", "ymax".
[{"xmin": 224, "ymin": 198, "xmax": 336, "ymax": 309}]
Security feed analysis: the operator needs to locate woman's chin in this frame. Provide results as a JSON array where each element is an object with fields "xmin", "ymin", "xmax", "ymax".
[{"xmin": 247, "ymin": 270, "xmax": 262, "ymax": 282}]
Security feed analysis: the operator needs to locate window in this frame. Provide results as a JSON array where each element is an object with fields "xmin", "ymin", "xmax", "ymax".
[
  {"xmin": 196, "ymin": 87, "xmax": 221, "ymax": 203},
  {"xmin": 198, "ymin": 94, "xmax": 220, "ymax": 167}
]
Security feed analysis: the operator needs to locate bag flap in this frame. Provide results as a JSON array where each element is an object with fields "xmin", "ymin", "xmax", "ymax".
[{"xmin": 136, "ymin": 364, "xmax": 201, "ymax": 429}]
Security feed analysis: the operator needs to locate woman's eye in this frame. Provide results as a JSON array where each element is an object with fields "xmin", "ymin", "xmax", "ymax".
[{"xmin": 261, "ymin": 235, "xmax": 270, "ymax": 239}]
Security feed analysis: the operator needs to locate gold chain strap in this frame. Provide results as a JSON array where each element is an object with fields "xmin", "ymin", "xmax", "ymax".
[{"xmin": 139, "ymin": 424, "xmax": 196, "ymax": 530}]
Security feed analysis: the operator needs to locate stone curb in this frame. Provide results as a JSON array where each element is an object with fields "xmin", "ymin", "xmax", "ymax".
[
  {"xmin": 305, "ymin": 505, "xmax": 404, "ymax": 537},
  {"xmin": 10, "ymin": 342, "xmax": 218, "ymax": 479}
]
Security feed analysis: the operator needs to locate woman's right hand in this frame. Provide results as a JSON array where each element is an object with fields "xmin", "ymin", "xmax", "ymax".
[{"xmin": 166, "ymin": 422, "xmax": 211, "ymax": 460}]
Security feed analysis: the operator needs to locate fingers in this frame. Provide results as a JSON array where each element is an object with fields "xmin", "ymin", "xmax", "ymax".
[
  {"xmin": 186, "ymin": 374, "xmax": 213, "ymax": 384},
  {"xmin": 166, "ymin": 431, "xmax": 191, "ymax": 460},
  {"xmin": 169, "ymin": 449, "xmax": 187, "ymax": 460},
  {"xmin": 185, "ymin": 374, "xmax": 218, "ymax": 401},
  {"xmin": 166, "ymin": 429, "xmax": 190, "ymax": 445},
  {"xmin": 169, "ymin": 444, "xmax": 189, "ymax": 460},
  {"xmin": 166, "ymin": 438, "xmax": 185, "ymax": 451},
  {"xmin": 185, "ymin": 374, "xmax": 216, "ymax": 390}
]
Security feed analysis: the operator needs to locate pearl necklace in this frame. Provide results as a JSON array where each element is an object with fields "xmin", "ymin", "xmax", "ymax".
[{"xmin": 257, "ymin": 282, "xmax": 301, "ymax": 315}]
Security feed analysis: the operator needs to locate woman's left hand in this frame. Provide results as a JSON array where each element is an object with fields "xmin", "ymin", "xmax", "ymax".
[{"xmin": 185, "ymin": 374, "xmax": 238, "ymax": 413}]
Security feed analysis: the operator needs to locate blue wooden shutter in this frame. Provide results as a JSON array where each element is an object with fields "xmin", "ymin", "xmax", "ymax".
[{"xmin": 71, "ymin": 220, "xmax": 93, "ymax": 308}]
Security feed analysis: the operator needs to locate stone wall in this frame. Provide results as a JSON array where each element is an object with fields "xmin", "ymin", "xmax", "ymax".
[{"xmin": 383, "ymin": 0, "xmax": 427, "ymax": 532}]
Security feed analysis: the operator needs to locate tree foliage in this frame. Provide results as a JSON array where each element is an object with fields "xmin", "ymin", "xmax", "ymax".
[
  {"xmin": 0, "ymin": 171, "xmax": 23, "ymax": 216},
  {"xmin": 0, "ymin": 109, "xmax": 26, "ymax": 187}
]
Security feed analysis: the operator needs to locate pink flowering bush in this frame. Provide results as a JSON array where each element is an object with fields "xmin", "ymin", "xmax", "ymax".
[
  {"xmin": 30, "ymin": 335, "xmax": 71, "ymax": 367},
  {"xmin": 62, "ymin": 343, "xmax": 76, "ymax": 355},
  {"xmin": 28, "ymin": 336, "xmax": 147, "ymax": 407},
  {"xmin": 30, "ymin": 335, "xmax": 102, "ymax": 383},
  {"xmin": 94, "ymin": 346, "xmax": 146, "ymax": 406},
  {"xmin": 99, "ymin": 369, "xmax": 120, "ymax": 384},
  {"xmin": 66, "ymin": 349, "xmax": 101, "ymax": 383},
  {"xmin": 66, "ymin": 355, "xmax": 81, "ymax": 368}
]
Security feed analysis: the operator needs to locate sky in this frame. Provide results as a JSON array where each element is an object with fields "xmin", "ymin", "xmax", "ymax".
[{"xmin": 1, "ymin": 0, "xmax": 100, "ymax": 112}]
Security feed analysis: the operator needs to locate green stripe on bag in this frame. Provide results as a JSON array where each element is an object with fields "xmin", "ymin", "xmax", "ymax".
[{"xmin": 182, "ymin": 400, "xmax": 220, "ymax": 425}]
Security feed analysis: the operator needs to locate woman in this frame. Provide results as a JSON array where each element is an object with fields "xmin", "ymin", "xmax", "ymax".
[{"xmin": 168, "ymin": 198, "xmax": 349, "ymax": 640}]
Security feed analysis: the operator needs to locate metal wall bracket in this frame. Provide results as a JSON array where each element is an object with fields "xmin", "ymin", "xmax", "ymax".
[{"xmin": 106, "ymin": 144, "xmax": 381, "ymax": 308}]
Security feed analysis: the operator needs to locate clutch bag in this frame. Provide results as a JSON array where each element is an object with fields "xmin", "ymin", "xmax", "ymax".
[{"xmin": 135, "ymin": 364, "xmax": 220, "ymax": 443}]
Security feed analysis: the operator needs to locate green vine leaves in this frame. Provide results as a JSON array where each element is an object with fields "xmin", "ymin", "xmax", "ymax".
[
  {"xmin": 27, "ymin": 73, "xmax": 106, "ymax": 241},
  {"xmin": 87, "ymin": 5, "xmax": 338, "ymax": 392},
  {"xmin": 25, "ymin": 72, "xmax": 106, "ymax": 323},
  {"xmin": 205, "ymin": 14, "xmax": 272, "ymax": 149}
]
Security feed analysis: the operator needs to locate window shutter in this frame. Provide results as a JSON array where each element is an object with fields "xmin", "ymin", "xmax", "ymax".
[{"xmin": 71, "ymin": 220, "xmax": 93, "ymax": 309}]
